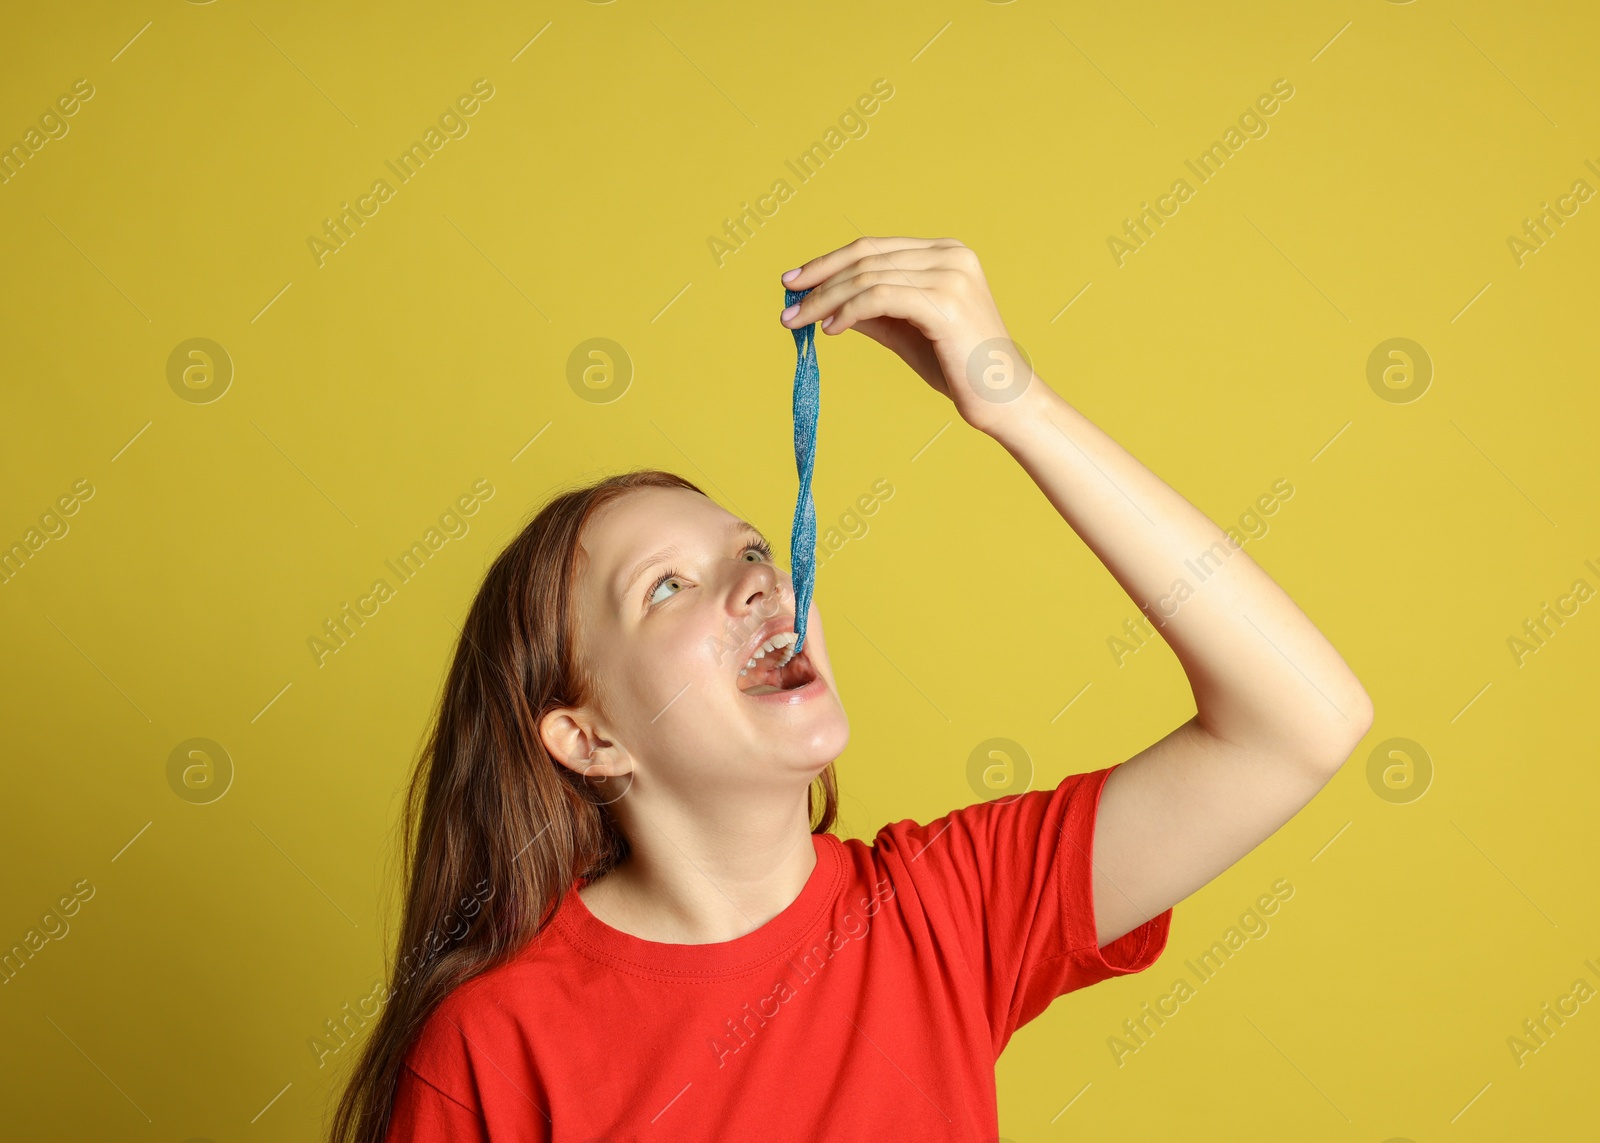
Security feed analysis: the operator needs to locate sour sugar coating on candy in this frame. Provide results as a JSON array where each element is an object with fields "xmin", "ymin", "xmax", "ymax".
[{"xmin": 785, "ymin": 286, "xmax": 819, "ymax": 656}]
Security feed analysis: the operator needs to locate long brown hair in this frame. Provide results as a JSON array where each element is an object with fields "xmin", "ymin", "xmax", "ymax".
[{"xmin": 327, "ymin": 467, "xmax": 840, "ymax": 1142}]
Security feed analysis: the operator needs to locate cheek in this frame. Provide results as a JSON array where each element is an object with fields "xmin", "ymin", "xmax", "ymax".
[{"xmin": 634, "ymin": 616, "xmax": 730, "ymax": 703}]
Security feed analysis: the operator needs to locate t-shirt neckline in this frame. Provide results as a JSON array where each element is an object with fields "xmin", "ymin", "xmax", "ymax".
[{"xmin": 553, "ymin": 831, "xmax": 844, "ymax": 981}]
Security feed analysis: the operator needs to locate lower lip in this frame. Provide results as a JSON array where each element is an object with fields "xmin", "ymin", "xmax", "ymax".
[{"xmin": 738, "ymin": 664, "xmax": 826, "ymax": 705}]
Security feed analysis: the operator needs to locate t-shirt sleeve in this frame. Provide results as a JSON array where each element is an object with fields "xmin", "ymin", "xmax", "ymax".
[
  {"xmin": 874, "ymin": 762, "xmax": 1172, "ymax": 1054},
  {"xmin": 385, "ymin": 1063, "xmax": 492, "ymax": 1143},
  {"xmin": 383, "ymin": 994, "xmax": 551, "ymax": 1143}
]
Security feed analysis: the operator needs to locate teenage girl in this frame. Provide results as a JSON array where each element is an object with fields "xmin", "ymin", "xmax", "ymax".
[{"xmin": 331, "ymin": 236, "xmax": 1373, "ymax": 1142}]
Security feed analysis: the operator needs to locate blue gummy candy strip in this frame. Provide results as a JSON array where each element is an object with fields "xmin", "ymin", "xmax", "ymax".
[{"xmin": 785, "ymin": 286, "xmax": 818, "ymax": 655}]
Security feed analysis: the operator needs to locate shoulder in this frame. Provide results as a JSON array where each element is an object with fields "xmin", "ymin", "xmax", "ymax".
[
  {"xmin": 402, "ymin": 923, "xmax": 576, "ymax": 1080},
  {"xmin": 844, "ymin": 765, "xmax": 1114, "ymax": 868},
  {"xmin": 826, "ymin": 766, "xmax": 1120, "ymax": 941}
]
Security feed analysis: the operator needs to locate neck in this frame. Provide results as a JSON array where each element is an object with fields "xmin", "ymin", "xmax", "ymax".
[{"xmin": 581, "ymin": 787, "xmax": 818, "ymax": 944}]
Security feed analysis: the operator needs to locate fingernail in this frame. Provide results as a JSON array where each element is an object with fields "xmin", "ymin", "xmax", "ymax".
[
  {"xmin": 781, "ymin": 268, "xmax": 801, "ymax": 283},
  {"xmin": 780, "ymin": 303, "xmax": 799, "ymax": 322},
  {"xmin": 821, "ymin": 315, "xmax": 834, "ymax": 331}
]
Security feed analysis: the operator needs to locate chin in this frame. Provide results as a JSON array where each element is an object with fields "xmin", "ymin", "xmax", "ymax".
[
  {"xmin": 797, "ymin": 706, "xmax": 851, "ymax": 768},
  {"xmin": 742, "ymin": 700, "xmax": 849, "ymax": 776}
]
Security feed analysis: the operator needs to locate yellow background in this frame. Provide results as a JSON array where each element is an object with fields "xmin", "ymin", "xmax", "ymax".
[{"xmin": 2, "ymin": 0, "xmax": 1596, "ymax": 1139}]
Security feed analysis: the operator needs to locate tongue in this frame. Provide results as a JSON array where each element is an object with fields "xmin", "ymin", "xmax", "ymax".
[
  {"xmin": 739, "ymin": 661, "xmax": 787, "ymax": 696},
  {"xmin": 738, "ymin": 648, "xmax": 803, "ymax": 696}
]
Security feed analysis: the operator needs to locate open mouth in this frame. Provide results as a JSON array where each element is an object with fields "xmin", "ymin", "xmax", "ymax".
[{"xmin": 736, "ymin": 642, "xmax": 819, "ymax": 697}]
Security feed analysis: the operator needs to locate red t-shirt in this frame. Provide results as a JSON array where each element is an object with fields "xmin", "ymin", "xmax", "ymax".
[{"xmin": 384, "ymin": 763, "xmax": 1172, "ymax": 1142}]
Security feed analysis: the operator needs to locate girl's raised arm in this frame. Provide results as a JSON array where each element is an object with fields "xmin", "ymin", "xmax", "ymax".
[{"xmin": 780, "ymin": 236, "xmax": 1373, "ymax": 948}]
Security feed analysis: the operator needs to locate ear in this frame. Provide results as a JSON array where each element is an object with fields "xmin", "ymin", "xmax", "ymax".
[{"xmin": 539, "ymin": 706, "xmax": 631, "ymax": 780}]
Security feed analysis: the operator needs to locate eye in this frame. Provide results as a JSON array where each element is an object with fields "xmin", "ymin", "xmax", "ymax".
[
  {"xmin": 646, "ymin": 571, "xmax": 685, "ymax": 607},
  {"xmin": 645, "ymin": 539, "xmax": 773, "ymax": 608}
]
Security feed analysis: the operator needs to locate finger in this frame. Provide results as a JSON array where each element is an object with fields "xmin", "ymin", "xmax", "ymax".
[
  {"xmin": 818, "ymin": 280, "xmax": 953, "ymax": 339},
  {"xmin": 808, "ymin": 245, "xmax": 965, "ymax": 297},
  {"xmin": 780, "ymin": 236, "xmax": 958, "ymax": 291},
  {"xmin": 785, "ymin": 268, "xmax": 962, "ymax": 331}
]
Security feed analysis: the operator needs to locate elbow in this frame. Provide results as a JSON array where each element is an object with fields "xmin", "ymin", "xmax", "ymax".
[{"xmin": 1307, "ymin": 685, "xmax": 1375, "ymax": 776}]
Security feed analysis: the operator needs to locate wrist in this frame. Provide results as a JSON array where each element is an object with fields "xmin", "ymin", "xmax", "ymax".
[{"xmin": 970, "ymin": 372, "xmax": 1061, "ymax": 444}]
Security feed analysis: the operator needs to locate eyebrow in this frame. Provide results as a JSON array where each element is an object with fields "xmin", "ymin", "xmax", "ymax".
[{"xmin": 617, "ymin": 518, "xmax": 768, "ymax": 607}]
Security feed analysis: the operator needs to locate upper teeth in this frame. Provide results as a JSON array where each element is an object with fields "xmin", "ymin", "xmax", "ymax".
[{"xmin": 740, "ymin": 630, "xmax": 798, "ymax": 674}]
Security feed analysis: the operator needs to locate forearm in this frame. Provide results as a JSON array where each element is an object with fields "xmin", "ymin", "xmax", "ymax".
[{"xmin": 985, "ymin": 379, "xmax": 1372, "ymax": 766}]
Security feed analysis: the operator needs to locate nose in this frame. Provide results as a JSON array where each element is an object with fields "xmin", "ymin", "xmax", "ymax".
[{"xmin": 734, "ymin": 560, "xmax": 789, "ymax": 625}]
